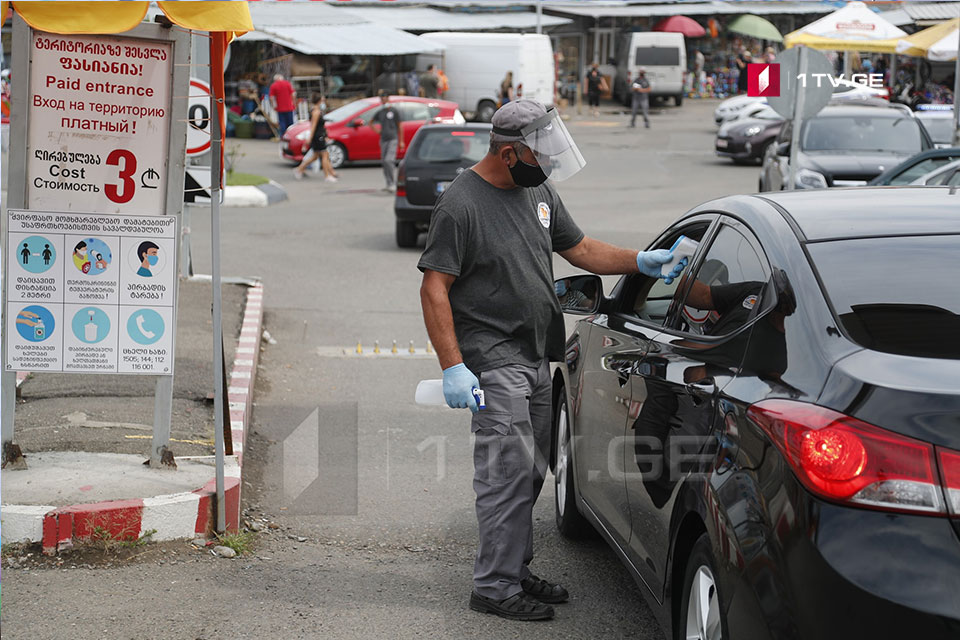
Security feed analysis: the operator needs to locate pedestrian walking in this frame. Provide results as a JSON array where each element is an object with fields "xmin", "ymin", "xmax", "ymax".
[
  {"xmin": 420, "ymin": 64, "xmax": 440, "ymax": 99},
  {"xmin": 294, "ymin": 93, "xmax": 339, "ymax": 182},
  {"xmin": 630, "ymin": 68, "xmax": 652, "ymax": 128},
  {"xmin": 499, "ymin": 71, "xmax": 514, "ymax": 106},
  {"xmin": 585, "ymin": 62, "xmax": 607, "ymax": 117},
  {"xmin": 371, "ymin": 91, "xmax": 404, "ymax": 191},
  {"xmin": 417, "ymin": 99, "xmax": 687, "ymax": 622},
  {"xmin": 268, "ymin": 73, "xmax": 297, "ymax": 135}
]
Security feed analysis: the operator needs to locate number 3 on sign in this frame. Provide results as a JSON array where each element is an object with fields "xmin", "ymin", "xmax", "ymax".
[{"xmin": 105, "ymin": 149, "xmax": 137, "ymax": 204}]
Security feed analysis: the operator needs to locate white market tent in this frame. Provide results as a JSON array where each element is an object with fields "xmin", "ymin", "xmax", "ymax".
[
  {"xmin": 897, "ymin": 17, "xmax": 960, "ymax": 61},
  {"xmin": 784, "ymin": 1, "xmax": 907, "ymax": 53}
]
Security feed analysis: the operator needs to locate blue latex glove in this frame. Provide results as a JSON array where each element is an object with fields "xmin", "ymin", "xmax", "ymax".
[
  {"xmin": 555, "ymin": 280, "xmax": 568, "ymax": 296},
  {"xmin": 637, "ymin": 250, "xmax": 688, "ymax": 284},
  {"xmin": 442, "ymin": 363, "xmax": 480, "ymax": 413}
]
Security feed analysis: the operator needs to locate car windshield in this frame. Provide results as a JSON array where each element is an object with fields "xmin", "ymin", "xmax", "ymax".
[
  {"xmin": 324, "ymin": 100, "xmax": 371, "ymax": 123},
  {"xmin": 802, "ymin": 115, "xmax": 924, "ymax": 153},
  {"xmin": 809, "ymin": 235, "xmax": 960, "ymax": 358},
  {"xmin": 888, "ymin": 156, "xmax": 960, "ymax": 185},
  {"xmin": 919, "ymin": 117, "xmax": 956, "ymax": 144},
  {"xmin": 414, "ymin": 129, "xmax": 488, "ymax": 163}
]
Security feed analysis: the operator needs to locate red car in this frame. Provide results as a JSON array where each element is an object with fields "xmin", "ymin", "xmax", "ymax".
[{"xmin": 280, "ymin": 96, "xmax": 464, "ymax": 169}]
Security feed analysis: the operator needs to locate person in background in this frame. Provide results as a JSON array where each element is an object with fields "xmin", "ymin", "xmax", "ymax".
[
  {"xmin": 630, "ymin": 67, "xmax": 652, "ymax": 129},
  {"xmin": 764, "ymin": 46, "xmax": 777, "ymax": 64},
  {"xmin": 294, "ymin": 92, "xmax": 339, "ymax": 182},
  {"xmin": 736, "ymin": 50, "xmax": 751, "ymax": 94},
  {"xmin": 500, "ymin": 71, "xmax": 514, "ymax": 106},
  {"xmin": 585, "ymin": 62, "xmax": 607, "ymax": 117},
  {"xmin": 420, "ymin": 64, "xmax": 440, "ymax": 99},
  {"xmin": 268, "ymin": 73, "xmax": 297, "ymax": 135},
  {"xmin": 437, "ymin": 68, "xmax": 450, "ymax": 98},
  {"xmin": 694, "ymin": 49, "xmax": 705, "ymax": 91},
  {"xmin": 371, "ymin": 90, "xmax": 404, "ymax": 191}
]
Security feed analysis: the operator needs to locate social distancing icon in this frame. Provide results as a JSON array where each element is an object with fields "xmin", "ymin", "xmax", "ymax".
[{"xmin": 17, "ymin": 235, "xmax": 56, "ymax": 274}]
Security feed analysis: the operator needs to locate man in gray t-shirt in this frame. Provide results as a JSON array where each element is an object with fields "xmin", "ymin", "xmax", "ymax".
[
  {"xmin": 371, "ymin": 92, "xmax": 404, "ymax": 190},
  {"xmin": 418, "ymin": 99, "xmax": 686, "ymax": 622}
]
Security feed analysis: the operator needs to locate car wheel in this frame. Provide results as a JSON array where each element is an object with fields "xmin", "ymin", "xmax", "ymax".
[
  {"xmin": 476, "ymin": 100, "xmax": 497, "ymax": 123},
  {"xmin": 554, "ymin": 390, "xmax": 594, "ymax": 539},
  {"xmin": 679, "ymin": 534, "xmax": 728, "ymax": 640},
  {"xmin": 395, "ymin": 220, "xmax": 418, "ymax": 248},
  {"xmin": 327, "ymin": 143, "xmax": 346, "ymax": 170},
  {"xmin": 675, "ymin": 93, "xmax": 684, "ymax": 107}
]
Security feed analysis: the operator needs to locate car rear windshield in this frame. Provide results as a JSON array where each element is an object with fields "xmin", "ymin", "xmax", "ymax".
[
  {"xmin": 413, "ymin": 129, "xmax": 488, "ymax": 164},
  {"xmin": 802, "ymin": 115, "xmax": 925, "ymax": 154},
  {"xmin": 635, "ymin": 47, "xmax": 680, "ymax": 66},
  {"xmin": 809, "ymin": 235, "xmax": 960, "ymax": 358}
]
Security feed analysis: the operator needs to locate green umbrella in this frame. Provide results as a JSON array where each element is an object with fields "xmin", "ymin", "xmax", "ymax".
[{"xmin": 727, "ymin": 14, "xmax": 783, "ymax": 43}]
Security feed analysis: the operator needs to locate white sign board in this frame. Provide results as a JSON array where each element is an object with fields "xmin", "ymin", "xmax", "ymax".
[
  {"xmin": 5, "ymin": 210, "xmax": 177, "ymax": 375},
  {"xmin": 187, "ymin": 77, "xmax": 212, "ymax": 157},
  {"xmin": 26, "ymin": 32, "xmax": 173, "ymax": 215}
]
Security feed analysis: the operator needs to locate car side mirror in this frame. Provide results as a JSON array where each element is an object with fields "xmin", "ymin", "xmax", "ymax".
[
  {"xmin": 776, "ymin": 142, "xmax": 790, "ymax": 156},
  {"xmin": 350, "ymin": 118, "xmax": 364, "ymax": 128},
  {"xmin": 555, "ymin": 275, "xmax": 603, "ymax": 315}
]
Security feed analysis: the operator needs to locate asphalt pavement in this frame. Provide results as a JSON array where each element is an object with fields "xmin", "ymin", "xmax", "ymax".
[{"xmin": 2, "ymin": 99, "xmax": 759, "ymax": 639}]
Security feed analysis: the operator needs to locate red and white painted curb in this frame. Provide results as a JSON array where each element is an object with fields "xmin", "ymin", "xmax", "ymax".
[{"xmin": 3, "ymin": 284, "xmax": 264, "ymax": 555}]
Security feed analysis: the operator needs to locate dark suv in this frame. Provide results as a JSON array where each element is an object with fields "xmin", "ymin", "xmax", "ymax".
[
  {"xmin": 394, "ymin": 123, "xmax": 491, "ymax": 248},
  {"xmin": 760, "ymin": 103, "xmax": 932, "ymax": 191}
]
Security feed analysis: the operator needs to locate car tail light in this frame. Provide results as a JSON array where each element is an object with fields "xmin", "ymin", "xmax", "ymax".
[
  {"xmin": 747, "ymin": 399, "xmax": 949, "ymax": 515},
  {"xmin": 396, "ymin": 164, "xmax": 406, "ymax": 198},
  {"xmin": 937, "ymin": 449, "xmax": 960, "ymax": 516}
]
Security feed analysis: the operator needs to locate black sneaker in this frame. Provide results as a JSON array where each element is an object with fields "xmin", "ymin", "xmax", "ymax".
[
  {"xmin": 521, "ymin": 574, "xmax": 570, "ymax": 604},
  {"xmin": 469, "ymin": 591, "xmax": 555, "ymax": 621}
]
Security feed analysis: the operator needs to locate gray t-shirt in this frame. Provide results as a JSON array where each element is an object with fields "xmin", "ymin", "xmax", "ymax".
[
  {"xmin": 418, "ymin": 170, "xmax": 584, "ymax": 373},
  {"xmin": 372, "ymin": 106, "xmax": 401, "ymax": 141}
]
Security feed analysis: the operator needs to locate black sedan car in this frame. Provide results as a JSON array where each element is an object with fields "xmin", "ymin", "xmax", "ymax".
[
  {"xmin": 394, "ymin": 122, "xmax": 491, "ymax": 247},
  {"xmin": 715, "ymin": 107, "xmax": 784, "ymax": 164},
  {"xmin": 760, "ymin": 103, "xmax": 932, "ymax": 191},
  {"xmin": 552, "ymin": 187, "xmax": 960, "ymax": 640},
  {"xmin": 869, "ymin": 147, "xmax": 960, "ymax": 185}
]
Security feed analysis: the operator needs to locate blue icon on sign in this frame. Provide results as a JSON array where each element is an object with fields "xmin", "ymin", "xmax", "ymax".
[
  {"xmin": 72, "ymin": 307, "xmax": 111, "ymax": 344},
  {"xmin": 127, "ymin": 309, "xmax": 165, "ymax": 345},
  {"xmin": 18, "ymin": 236, "xmax": 56, "ymax": 274},
  {"xmin": 15, "ymin": 305, "xmax": 55, "ymax": 342},
  {"xmin": 72, "ymin": 237, "xmax": 113, "ymax": 276}
]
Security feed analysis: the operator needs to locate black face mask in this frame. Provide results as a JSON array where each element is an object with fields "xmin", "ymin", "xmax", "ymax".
[{"xmin": 508, "ymin": 152, "xmax": 548, "ymax": 188}]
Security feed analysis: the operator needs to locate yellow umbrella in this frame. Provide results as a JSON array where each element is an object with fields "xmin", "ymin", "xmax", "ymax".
[
  {"xmin": 785, "ymin": 1, "xmax": 906, "ymax": 54},
  {"xmin": 1, "ymin": 1, "xmax": 251, "ymax": 38},
  {"xmin": 896, "ymin": 17, "xmax": 959, "ymax": 61}
]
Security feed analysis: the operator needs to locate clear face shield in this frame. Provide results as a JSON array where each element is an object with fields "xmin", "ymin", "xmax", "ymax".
[{"xmin": 495, "ymin": 107, "xmax": 586, "ymax": 182}]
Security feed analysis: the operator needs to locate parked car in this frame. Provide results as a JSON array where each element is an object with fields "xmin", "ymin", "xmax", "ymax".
[
  {"xmin": 394, "ymin": 122, "xmax": 491, "ymax": 247},
  {"xmin": 713, "ymin": 79, "xmax": 888, "ymax": 127},
  {"xmin": 915, "ymin": 107, "xmax": 957, "ymax": 148},
  {"xmin": 614, "ymin": 31, "xmax": 687, "ymax": 107},
  {"xmin": 715, "ymin": 106, "xmax": 784, "ymax": 164},
  {"xmin": 280, "ymin": 96, "xmax": 464, "ymax": 168},
  {"xmin": 760, "ymin": 103, "xmax": 932, "ymax": 191},
  {"xmin": 869, "ymin": 147, "xmax": 960, "ymax": 185},
  {"xmin": 911, "ymin": 157, "xmax": 960, "ymax": 186},
  {"xmin": 551, "ymin": 186, "xmax": 960, "ymax": 640}
]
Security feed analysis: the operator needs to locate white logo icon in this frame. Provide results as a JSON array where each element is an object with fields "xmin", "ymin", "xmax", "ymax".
[{"xmin": 758, "ymin": 66, "xmax": 770, "ymax": 94}]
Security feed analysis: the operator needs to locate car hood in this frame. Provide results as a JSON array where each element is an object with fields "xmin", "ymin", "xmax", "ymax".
[{"xmin": 801, "ymin": 150, "xmax": 916, "ymax": 177}]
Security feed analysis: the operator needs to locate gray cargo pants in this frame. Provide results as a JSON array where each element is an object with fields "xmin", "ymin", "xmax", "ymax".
[
  {"xmin": 380, "ymin": 138, "xmax": 398, "ymax": 188},
  {"xmin": 631, "ymin": 95, "xmax": 650, "ymax": 128},
  {"xmin": 471, "ymin": 359, "xmax": 552, "ymax": 600}
]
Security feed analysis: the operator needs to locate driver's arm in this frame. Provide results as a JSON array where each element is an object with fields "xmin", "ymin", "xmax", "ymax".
[{"xmin": 683, "ymin": 279, "xmax": 714, "ymax": 310}]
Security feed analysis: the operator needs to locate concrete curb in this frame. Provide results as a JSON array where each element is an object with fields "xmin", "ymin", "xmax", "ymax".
[
  {"xmin": 2, "ymin": 283, "xmax": 265, "ymax": 554},
  {"xmin": 220, "ymin": 180, "xmax": 287, "ymax": 207}
]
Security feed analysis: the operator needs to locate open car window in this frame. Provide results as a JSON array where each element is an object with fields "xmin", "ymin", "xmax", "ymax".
[
  {"xmin": 616, "ymin": 221, "xmax": 712, "ymax": 326},
  {"xmin": 670, "ymin": 224, "xmax": 770, "ymax": 338}
]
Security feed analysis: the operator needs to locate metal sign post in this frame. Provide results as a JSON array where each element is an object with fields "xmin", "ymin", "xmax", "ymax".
[
  {"xmin": 953, "ymin": 24, "xmax": 960, "ymax": 146},
  {"xmin": 1, "ymin": 16, "xmax": 189, "ymax": 468},
  {"xmin": 787, "ymin": 47, "xmax": 807, "ymax": 191}
]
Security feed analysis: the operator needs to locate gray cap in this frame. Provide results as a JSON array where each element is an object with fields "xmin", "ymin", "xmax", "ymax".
[{"xmin": 491, "ymin": 99, "xmax": 548, "ymax": 142}]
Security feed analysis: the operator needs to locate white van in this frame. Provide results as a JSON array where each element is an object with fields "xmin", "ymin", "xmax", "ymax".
[
  {"xmin": 614, "ymin": 32, "xmax": 687, "ymax": 107},
  {"xmin": 418, "ymin": 32, "xmax": 554, "ymax": 122}
]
